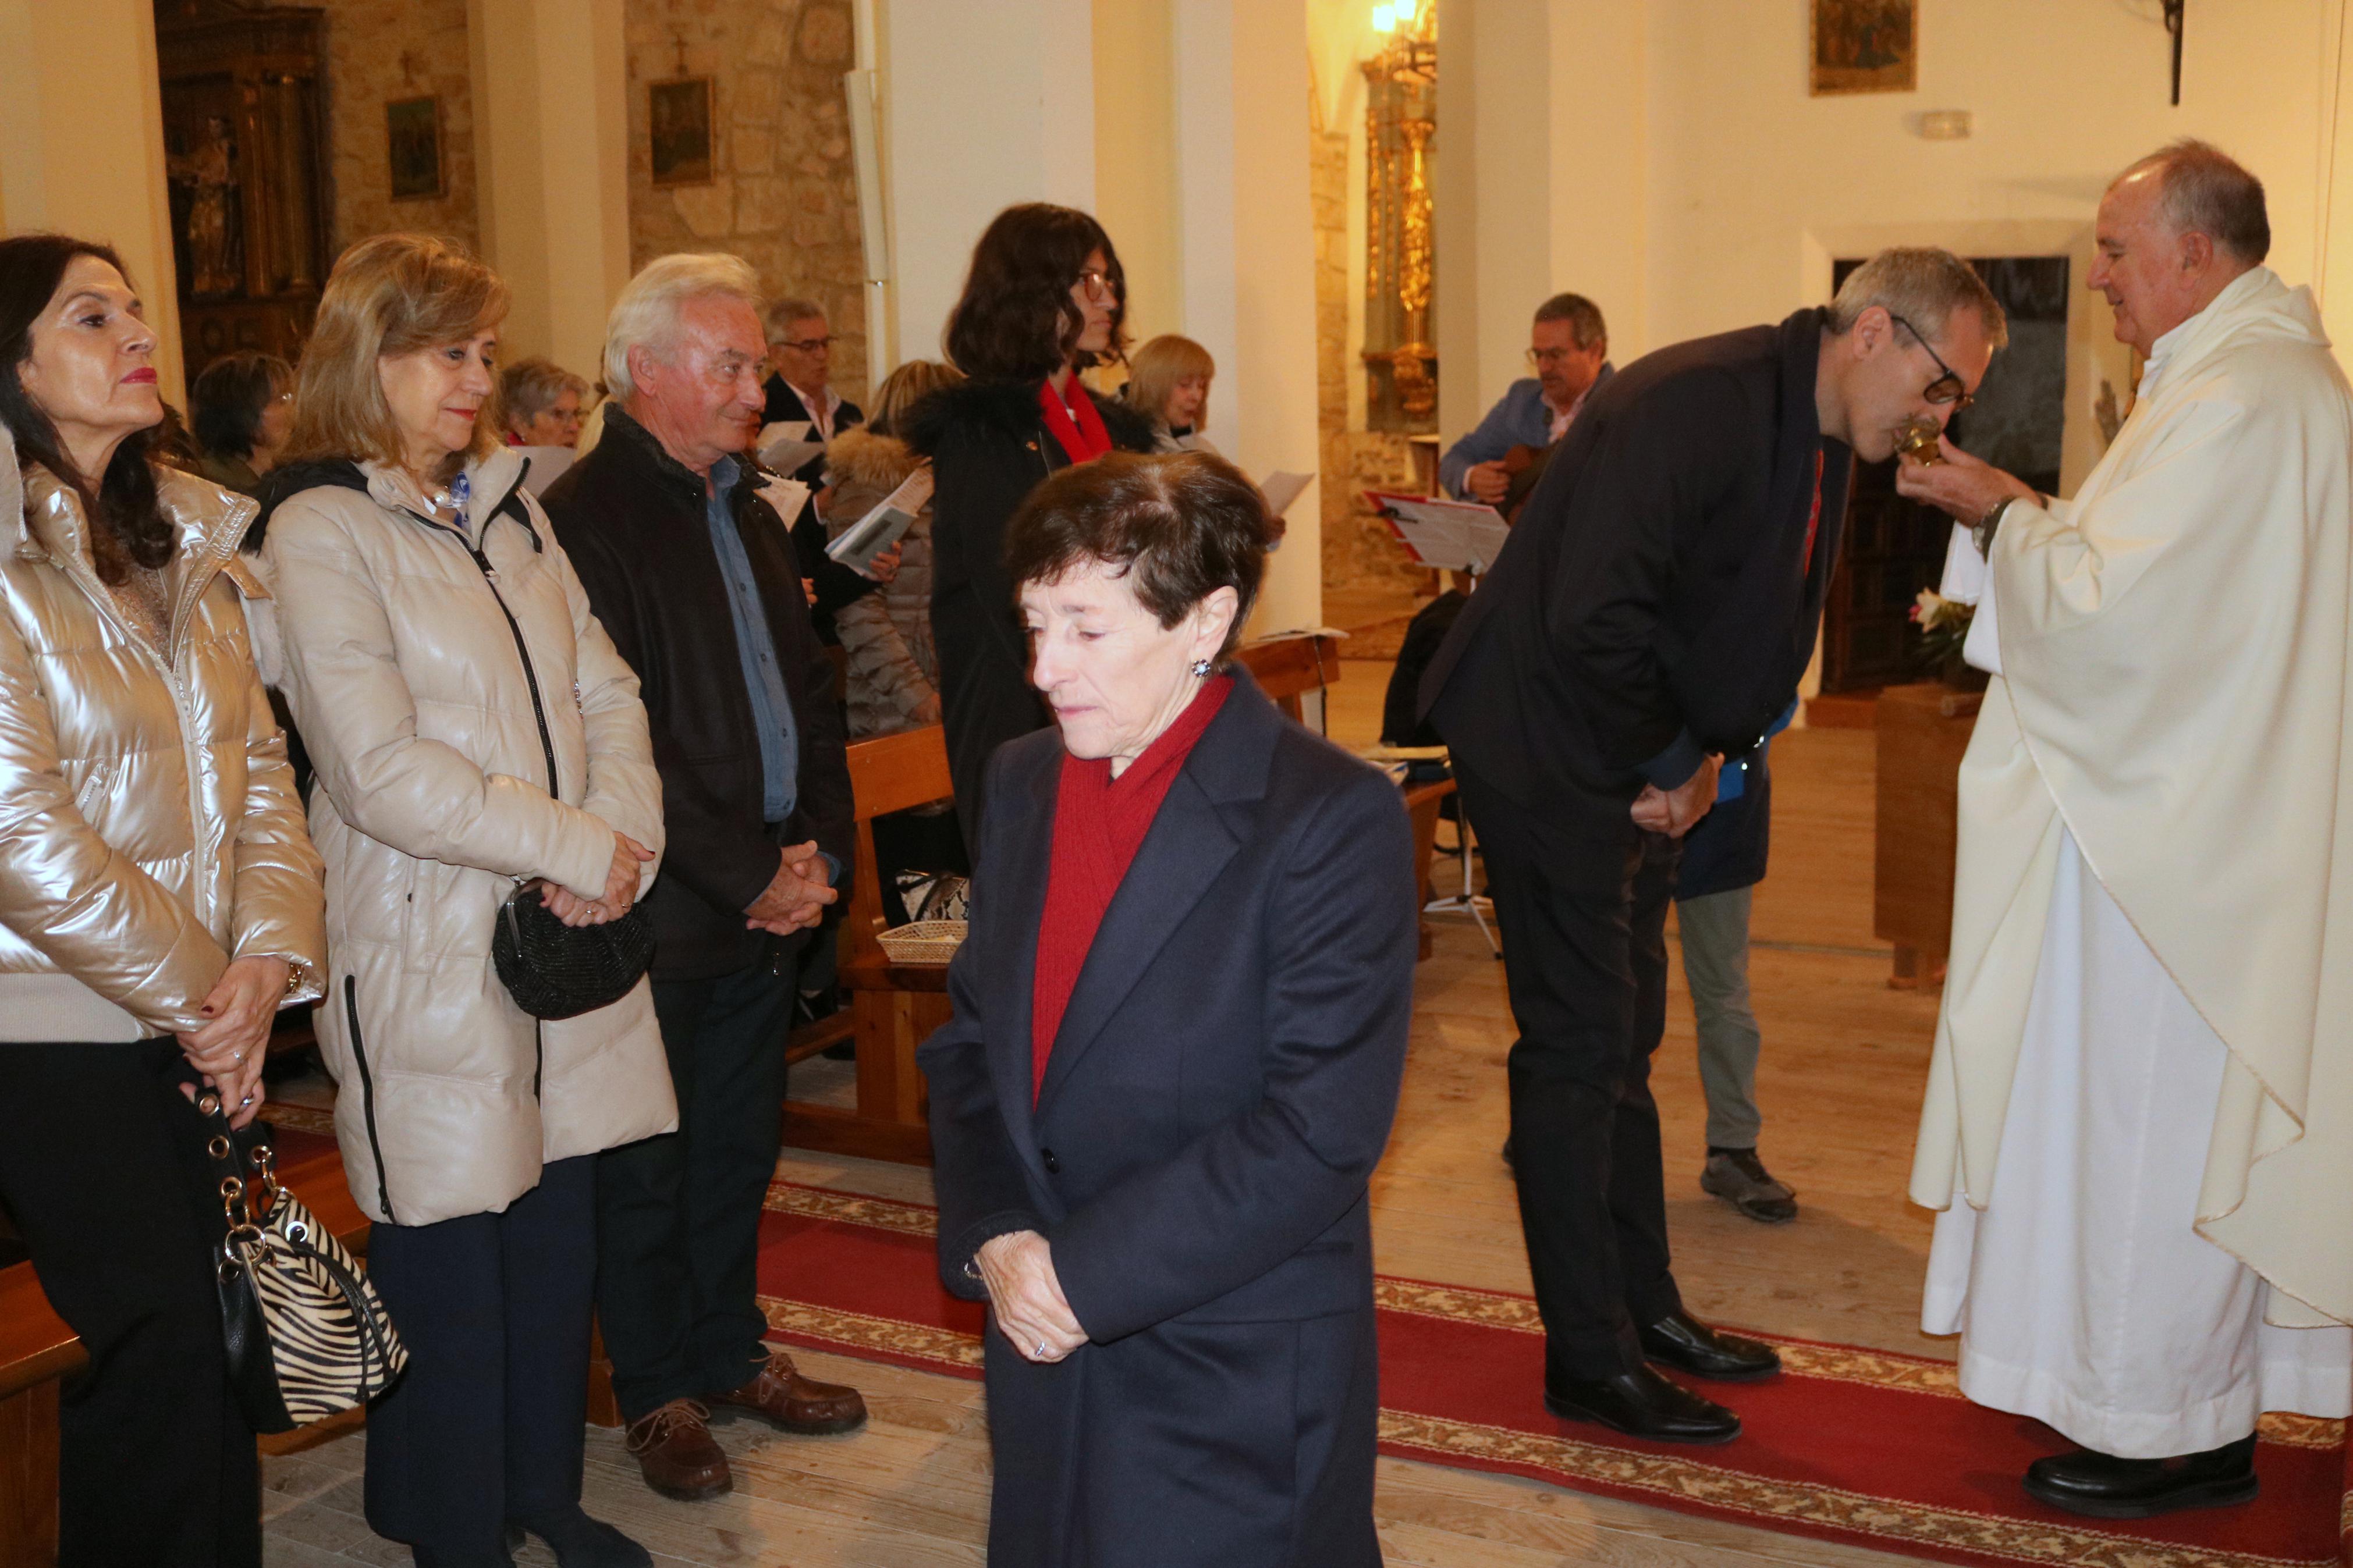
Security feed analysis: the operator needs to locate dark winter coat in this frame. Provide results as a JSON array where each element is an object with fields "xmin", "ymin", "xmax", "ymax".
[
  {"xmin": 903, "ymin": 378, "xmax": 1155, "ymax": 840},
  {"xmin": 540, "ymin": 407, "xmax": 853, "ymax": 982}
]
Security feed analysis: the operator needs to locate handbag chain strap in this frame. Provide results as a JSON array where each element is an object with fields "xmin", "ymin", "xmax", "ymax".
[{"xmin": 197, "ymin": 1087, "xmax": 283, "ymax": 1276}]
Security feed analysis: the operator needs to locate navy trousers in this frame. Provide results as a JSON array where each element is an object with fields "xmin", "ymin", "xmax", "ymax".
[
  {"xmin": 363, "ymin": 1154, "xmax": 597, "ymax": 1556},
  {"xmin": 594, "ymin": 946, "xmax": 805, "ymax": 1420}
]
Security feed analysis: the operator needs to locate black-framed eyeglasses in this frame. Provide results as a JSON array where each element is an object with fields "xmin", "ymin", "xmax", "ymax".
[{"xmin": 1889, "ymin": 313, "xmax": 1974, "ymax": 411}]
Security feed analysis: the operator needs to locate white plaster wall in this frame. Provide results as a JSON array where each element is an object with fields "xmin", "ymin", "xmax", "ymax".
[
  {"xmin": 0, "ymin": 0, "xmax": 187, "ymax": 403},
  {"xmin": 875, "ymin": 0, "xmax": 1096, "ymax": 365}
]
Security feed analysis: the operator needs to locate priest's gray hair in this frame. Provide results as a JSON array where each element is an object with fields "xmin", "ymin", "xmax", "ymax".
[
  {"xmin": 603, "ymin": 253, "xmax": 765, "ymax": 405},
  {"xmin": 2114, "ymin": 140, "xmax": 2271, "ymax": 265},
  {"xmin": 1827, "ymin": 248, "xmax": 2008, "ymax": 351}
]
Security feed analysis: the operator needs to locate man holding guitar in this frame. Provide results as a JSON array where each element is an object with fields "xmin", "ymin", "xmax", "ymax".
[{"xmin": 1439, "ymin": 293, "xmax": 1612, "ymax": 503}]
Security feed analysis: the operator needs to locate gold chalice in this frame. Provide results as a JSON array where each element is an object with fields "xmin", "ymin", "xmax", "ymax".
[{"xmin": 1896, "ymin": 417, "xmax": 1944, "ymax": 465}]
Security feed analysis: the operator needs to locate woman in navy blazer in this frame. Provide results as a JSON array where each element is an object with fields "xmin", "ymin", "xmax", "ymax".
[{"xmin": 918, "ymin": 453, "xmax": 1417, "ymax": 1566}]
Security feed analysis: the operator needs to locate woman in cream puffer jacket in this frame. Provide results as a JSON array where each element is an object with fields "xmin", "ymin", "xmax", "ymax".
[
  {"xmin": 255, "ymin": 232, "xmax": 671, "ymax": 1567},
  {"xmin": 260, "ymin": 443, "xmax": 676, "ymax": 1228}
]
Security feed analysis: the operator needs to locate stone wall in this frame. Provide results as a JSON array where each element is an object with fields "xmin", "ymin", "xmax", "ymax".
[
  {"xmin": 320, "ymin": 0, "xmax": 480, "ymax": 258},
  {"xmin": 1309, "ymin": 79, "xmax": 1424, "ymax": 620},
  {"xmin": 624, "ymin": 0, "xmax": 870, "ymax": 407}
]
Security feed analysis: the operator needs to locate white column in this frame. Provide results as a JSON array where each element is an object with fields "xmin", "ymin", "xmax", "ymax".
[
  {"xmin": 0, "ymin": 0, "xmax": 188, "ymax": 403},
  {"xmin": 1170, "ymin": 0, "xmax": 1323, "ymax": 634},
  {"xmin": 876, "ymin": 0, "xmax": 1096, "ymax": 365},
  {"xmin": 1468, "ymin": 1, "xmax": 1552, "ymax": 412},
  {"xmin": 466, "ymin": 0, "xmax": 631, "ymax": 379},
  {"xmin": 1548, "ymin": 0, "xmax": 1648, "ymax": 361}
]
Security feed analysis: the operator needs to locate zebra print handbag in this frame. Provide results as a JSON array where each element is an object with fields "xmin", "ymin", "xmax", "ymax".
[{"xmin": 200, "ymin": 1091, "xmax": 407, "ymax": 1432}]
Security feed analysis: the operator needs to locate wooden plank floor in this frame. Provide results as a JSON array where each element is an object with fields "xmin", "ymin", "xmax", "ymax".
[{"xmin": 264, "ymin": 659, "xmax": 1960, "ymax": 1567}]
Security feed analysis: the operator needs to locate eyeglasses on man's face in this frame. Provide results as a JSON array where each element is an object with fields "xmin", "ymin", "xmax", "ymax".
[
  {"xmin": 1888, "ymin": 312, "xmax": 1974, "ymax": 411},
  {"xmin": 777, "ymin": 336, "xmax": 831, "ymax": 355},
  {"xmin": 1527, "ymin": 346, "xmax": 1584, "ymax": 368}
]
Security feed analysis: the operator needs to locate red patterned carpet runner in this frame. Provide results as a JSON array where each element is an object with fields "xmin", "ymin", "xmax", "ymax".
[
  {"xmin": 752, "ymin": 1178, "xmax": 2350, "ymax": 1568},
  {"xmin": 262, "ymin": 1112, "xmax": 2352, "ymax": 1567}
]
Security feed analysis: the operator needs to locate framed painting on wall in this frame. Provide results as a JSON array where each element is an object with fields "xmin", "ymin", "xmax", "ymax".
[
  {"xmin": 650, "ymin": 77, "xmax": 715, "ymax": 187},
  {"xmin": 1809, "ymin": 0, "xmax": 1917, "ymax": 96},
  {"xmin": 386, "ymin": 95, "xmax": 444, "ymax": 200}
]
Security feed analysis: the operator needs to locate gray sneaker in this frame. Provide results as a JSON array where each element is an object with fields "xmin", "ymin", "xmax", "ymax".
[{"xmin": 1701, "ymin": 1148, "xmax": 1798, "ymax": 1224}]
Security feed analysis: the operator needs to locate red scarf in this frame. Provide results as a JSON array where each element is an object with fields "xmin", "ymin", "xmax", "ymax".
[
  {"xmin": 1038, "ymin": 376, "xmax": 1115, "ymax": 465},
  {"xmin": 1031, "ymin": 677, "xmax": 1233, "ymax": 1101}
]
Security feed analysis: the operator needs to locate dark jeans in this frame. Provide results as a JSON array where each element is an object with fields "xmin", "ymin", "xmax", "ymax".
[
  {"xmin": 1456, "ymin": 765, "xmax": 1685, "ymax": 1379},
  {"xmin": 0, "ymin": 1039, "xmax": 259, "ymax": 1568},
  {"xmin": 363, "ymin": 1154, "xmax": 597, "ymax": 1556},
  {"xmin": 595, "ymin": 945, "xmax": 805, "ymax": 1420}
]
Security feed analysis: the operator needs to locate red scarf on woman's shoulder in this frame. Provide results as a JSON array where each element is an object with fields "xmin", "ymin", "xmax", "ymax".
[
  {"xmin": 1030, "ymin": 676, "xmax": 1233, "ymax": 1101},
  {"xmin": 1038, "ymin": 376, "xmax": 1115, "ymax": 465}
]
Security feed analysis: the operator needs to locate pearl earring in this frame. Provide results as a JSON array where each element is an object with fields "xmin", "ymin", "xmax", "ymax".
[{"xmin": 1190, "ymin": 658, "xmax": 1213, "ymax": 678}]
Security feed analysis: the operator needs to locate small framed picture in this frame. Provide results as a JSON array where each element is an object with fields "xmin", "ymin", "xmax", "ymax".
[
  {"xmin": 1809, "ymin": 0, "xmax": 1918, "ymax": 97},
  {"xmin": 649, "ymin": 77, "xmax": 715, "ymax": 187},
  {"xmin": 386, "ymin": 95, "xmax": 445, "ymax": 201}
]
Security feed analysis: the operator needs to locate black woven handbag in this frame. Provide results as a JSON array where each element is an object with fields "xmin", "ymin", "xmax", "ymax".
[
  {"xmin": 463, "ymin": 506, "xmax": 656, "ymax": 1021},
  {"xmin": 493, "ymin": 887, "xmax": 655, "ymax": 1019},
  {"xmin": 203, "ymin": 1092, "xmax": 407, "ymax": 1432}
]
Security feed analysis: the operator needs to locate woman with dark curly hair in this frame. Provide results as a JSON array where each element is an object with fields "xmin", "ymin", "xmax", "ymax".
[{"xmin": 907, "ymin": 202, "xmax": 1157, "ymax": 834}]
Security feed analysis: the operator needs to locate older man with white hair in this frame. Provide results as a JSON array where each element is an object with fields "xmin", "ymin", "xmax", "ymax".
[
  {"xmin": 541, "ymin": 254, "xmax": 869, "ymax": 1505},
  {"xmin": 1901, "ymin": 140, "xmax": 2353, "ymax": 1519}
]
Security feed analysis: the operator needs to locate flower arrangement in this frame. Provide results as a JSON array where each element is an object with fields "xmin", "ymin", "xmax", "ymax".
[{"xmin": 1910, "ymin": 589, "xmax": 1975, "ymax": 674}]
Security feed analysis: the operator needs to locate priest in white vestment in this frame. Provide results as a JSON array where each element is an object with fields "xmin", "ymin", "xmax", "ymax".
[{"xmin": 1898, "ymin": 140, "xmax": 2353, "ymax": 1520}]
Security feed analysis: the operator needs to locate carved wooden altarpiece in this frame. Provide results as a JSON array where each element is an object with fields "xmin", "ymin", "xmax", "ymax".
[{"xmin": 152, "ymin": 0, "xmax": 330, "ymax": 379}]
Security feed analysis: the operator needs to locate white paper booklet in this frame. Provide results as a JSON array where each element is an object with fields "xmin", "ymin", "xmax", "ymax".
[
  {"xmin": 825, "ymin": 466, "xmax": 935, "ymax": 574},
  {"xmin": 1258, "ymin": 470, "xmax": 1313, "ymax": 518},
  {"xmin": 755, "ymin": 475, "xmax": 811, "ymax": 529},
  {"xmin": 757, "ymin": 419, "xmax": 824, "ymax": 475},
  {"xmin": 1365, "ymin": 491, "xmax": 1512, "ymax": 573}
]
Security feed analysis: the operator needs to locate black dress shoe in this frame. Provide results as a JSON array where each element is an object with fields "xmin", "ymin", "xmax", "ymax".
[
  {"xmin": 2023, "ymin": 1434, "xmax": 2259, "ymax": 1519},
  {"xmin": 1639, "ymin": 1310, "xmax": 1782, "ymax": 1381},
  {"xmin": 1543, "ymin": 1366, "xmax": 1741, "ymax": 1443}
]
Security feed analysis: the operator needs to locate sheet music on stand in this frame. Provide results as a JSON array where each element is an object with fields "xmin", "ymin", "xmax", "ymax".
[{"xmin": 1364, "ymin": 492, "xmax": 1512, "ymax": 575}]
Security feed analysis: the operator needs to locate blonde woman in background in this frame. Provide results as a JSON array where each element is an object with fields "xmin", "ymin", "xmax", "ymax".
[
  {"xmin": 1123, "ymin": 332, "xmax": 1219, "ymax": 454},
  {"xmin": 257, "ymin": 233, "xmax": 672, "ymax": 1568},
  {"xmin": 825, "ymin": 358, "xmax": 963, "ymax": 738}
]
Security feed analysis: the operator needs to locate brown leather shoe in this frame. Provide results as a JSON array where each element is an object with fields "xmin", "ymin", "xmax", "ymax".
[
  {"xmin": 707, "ymin": 1349, "xmax": 869, "ymax": 1436},
  {"xmin": 624, "ymin": 1398, "xmax": 732, "ymax": 1501}
]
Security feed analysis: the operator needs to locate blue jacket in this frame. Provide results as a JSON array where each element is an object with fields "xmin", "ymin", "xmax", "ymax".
[{"xmin": 1438, "ymin": 365, "xmax": 1614, "ymax": 499}]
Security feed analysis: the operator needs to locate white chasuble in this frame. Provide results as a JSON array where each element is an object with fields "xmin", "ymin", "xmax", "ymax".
[{"xmin": 1911, "ymin": 268, "xmax": 2353, "ymax": 1453}]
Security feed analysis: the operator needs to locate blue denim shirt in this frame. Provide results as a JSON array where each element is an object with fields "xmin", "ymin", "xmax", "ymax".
[{"xmin": 702, "ymin": 456, "xmax": 800, "ymax": 824}]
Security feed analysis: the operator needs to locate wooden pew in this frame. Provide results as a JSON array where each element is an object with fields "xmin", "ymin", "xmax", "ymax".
[
  {"xmin": 1234, "ymin": 631, "xmax": 1341, "ymax": 722},
  {"xmin": 779, "ymin": 724, "xmax": 956, "ymax": 1165},
  {"xmin": 0, "ymin": 1134, "xmax": 370, "ymax": 1568}
]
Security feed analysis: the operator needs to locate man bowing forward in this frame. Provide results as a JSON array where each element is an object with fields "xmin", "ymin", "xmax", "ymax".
[{"xmin": 1902, "ymin": 140, "xmax": 2353, "ymax": 1520}]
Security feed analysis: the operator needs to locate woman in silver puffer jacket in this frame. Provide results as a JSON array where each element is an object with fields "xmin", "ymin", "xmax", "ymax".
[{"xmin": 0, "ymin": 235, "xmax": 326, "ymax": 1568}]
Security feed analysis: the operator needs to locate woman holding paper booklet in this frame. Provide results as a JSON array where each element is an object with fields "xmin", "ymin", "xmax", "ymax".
[
  {"xmin": 826, "ymin": 358, "xmax": 961, "ymax": 737},
  {"xmin": 908, "ymin": 202, "xmax": 1158, "ymax": 837}
]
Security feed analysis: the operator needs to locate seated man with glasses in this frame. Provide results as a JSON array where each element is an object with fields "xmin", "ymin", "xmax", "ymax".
[{"xmin": 1440, "ymin": 293, "xmax": 1612, "ymax": 504}]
